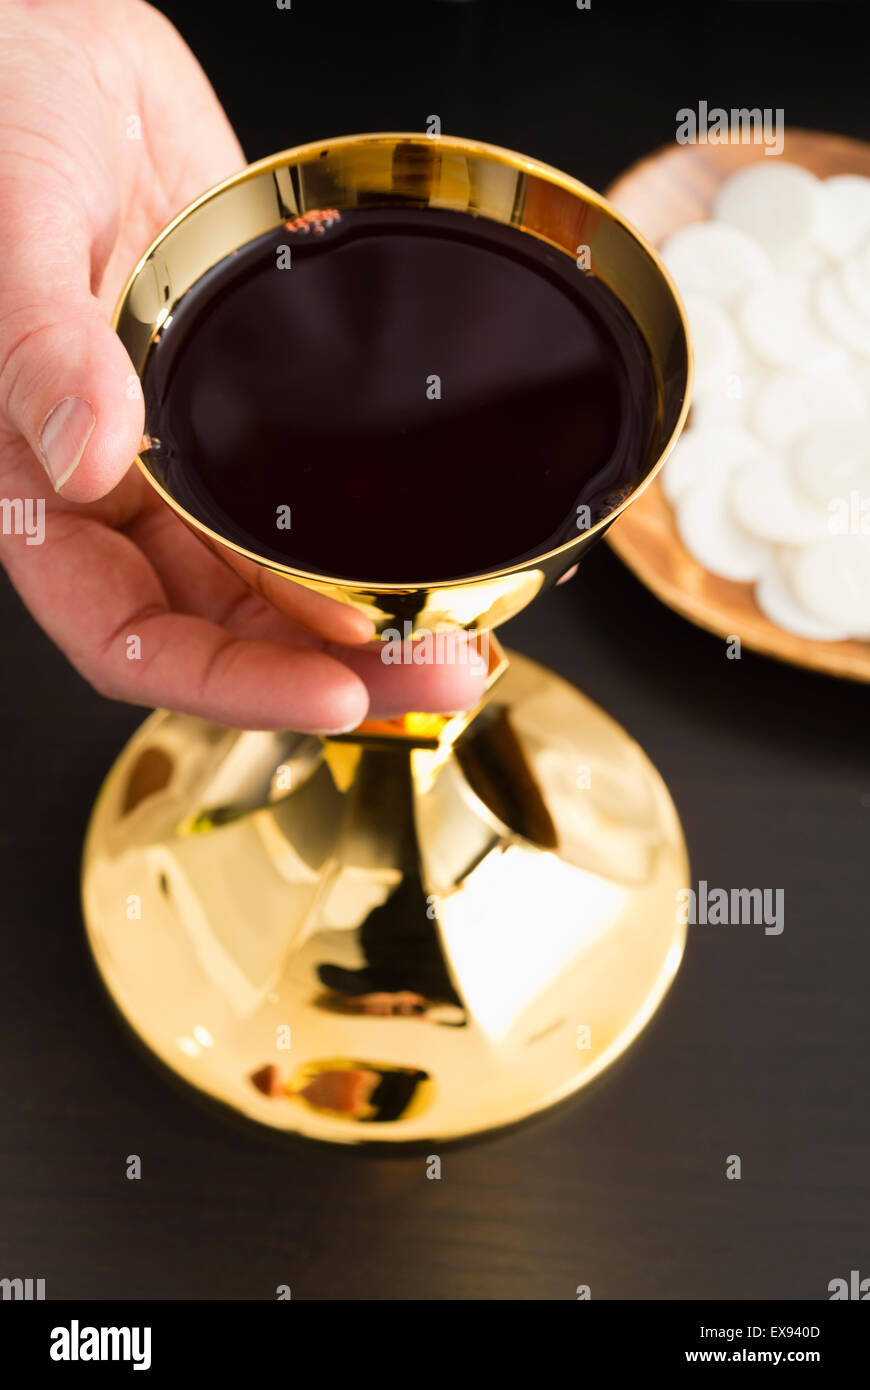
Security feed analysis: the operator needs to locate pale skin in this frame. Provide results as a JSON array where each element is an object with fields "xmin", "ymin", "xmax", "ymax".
[{"xmin": 0, "ymin": 0, "xmax": 494, "ymax": 732}]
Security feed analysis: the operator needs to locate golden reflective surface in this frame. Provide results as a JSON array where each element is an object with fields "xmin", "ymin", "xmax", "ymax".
[
  {"xmin": 81, "ymin": 134, "xmax": 692, "ymax": 1141},
  {"xmin": 114, "ymin": 132, "xmax": 692, "ymax": 637},
  {"xmin": 83, "ymin": 652, "xmax": 687, "ymax": 1143}
]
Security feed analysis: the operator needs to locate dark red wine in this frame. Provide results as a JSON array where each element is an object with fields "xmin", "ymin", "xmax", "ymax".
[{"xmin": 143, "ymin": 207, "xmax": 658, "ymax": 582}]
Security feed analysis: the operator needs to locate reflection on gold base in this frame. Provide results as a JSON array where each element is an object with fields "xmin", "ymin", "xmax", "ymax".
[{"xmin": 81, "ymin": 651, "xmax": 688, "ymax": 1145}]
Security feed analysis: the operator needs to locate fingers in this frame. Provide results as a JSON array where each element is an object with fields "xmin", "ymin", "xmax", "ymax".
[
  {"xmin": 125, "ymin": 504, "xmax": 490, "ymax": 716},
  {"xmin": 0, "ymin": 511, "xmax": 368, "ymax": 732},
  {"xmin": 328, "ymin": 633, "xmax": 490, "ymax": 719},
  {"xmin": 122, "ymin": 503, "xmax": 489, "ymax": 715},
  {"xmin": 0, "ymin": 0, "xmax": 254, "ymax": 509},
  {"xmin": 127, "ymin": 0, "xmax": 248, "ymax": 198},
  {"xmin": 215, "ymin": 550, "xmax": 377, "ymax": 645},
  {"xmin": 0, "ymin": 294, "xmax": 144, "ymax": 502},
  {"xmin": 124, "ymin": 500, "xmax": 376, "ymax": 645},
  {"xmin": 101, "ymin": 612, "xmax": 368, "ymax": 733},
  {"xmin": 0, "ymin": 149, "xmax": 143, "ymax": 505},
  {"xmin": 126, "ymin": 501, "xmax": 489, "ymax": 714},
  {"xmin": 110, "ymin": 616, "xmax": 369, "ymax": 733},
  {"xmin": 2, "ymin": 500, "xmax": 489, "ymax": 729}
]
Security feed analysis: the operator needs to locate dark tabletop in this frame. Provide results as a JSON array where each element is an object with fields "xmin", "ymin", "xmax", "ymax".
[{"xmin": 1, "ymin": 0, "xmax": 868, "ymax": 1301}]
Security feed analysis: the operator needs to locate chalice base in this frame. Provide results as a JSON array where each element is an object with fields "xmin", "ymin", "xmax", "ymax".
[{"xmin": 81, "ymin": 650, "xmax": 688, "ymax": 1146}]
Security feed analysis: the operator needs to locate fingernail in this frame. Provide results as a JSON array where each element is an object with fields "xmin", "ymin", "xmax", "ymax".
[
  {"xmin": 39, "ymin": 397, "xmax": 95, "ymax": 491},
  {"xmin": 315, "ymin": 720, "xmax": 362, "ymax": 736}
]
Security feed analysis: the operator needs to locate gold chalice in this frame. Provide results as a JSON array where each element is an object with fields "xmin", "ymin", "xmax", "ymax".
[{"xmin": 82, "ymin": 134, "xmax": 692, "ymax": 1144}]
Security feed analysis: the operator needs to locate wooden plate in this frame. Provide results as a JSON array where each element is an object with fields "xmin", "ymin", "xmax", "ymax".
[{"xmin": 605, "ymin": 129, "xmax": 870, "ymax": 682}]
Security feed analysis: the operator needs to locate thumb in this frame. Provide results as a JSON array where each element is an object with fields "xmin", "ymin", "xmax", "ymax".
[{"xmin": 0, "ymin": 222, "xmax": 143, "ymax": 503}]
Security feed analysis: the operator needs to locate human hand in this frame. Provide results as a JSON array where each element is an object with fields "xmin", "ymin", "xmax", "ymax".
[{"xmin": 0, "ymin": 0, "xmax": 488, "ymax": 732}]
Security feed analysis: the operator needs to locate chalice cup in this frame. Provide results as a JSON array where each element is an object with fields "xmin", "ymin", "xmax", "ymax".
[{"xmin": 82, "ymin": 134, "xmax": 692, "ymax": 1144}]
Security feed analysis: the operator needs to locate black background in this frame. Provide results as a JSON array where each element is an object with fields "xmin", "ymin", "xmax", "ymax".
[{"xmin": 2, "ymin": 0, "xmax": 869, "ymax": 1301}]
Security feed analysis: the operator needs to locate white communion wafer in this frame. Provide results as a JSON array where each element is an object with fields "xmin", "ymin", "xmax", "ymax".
[
  {"xmin": 840, "ymin": 237, "xmax": 870, "ymax": 317},
  {"xmin": 778, "ymin": 243, "xmax": 829, "ymax": 280},
  {"xmin": 676, "ymin": 467, "xmax": 769, "ymax": 582},
  {"xmin": 661, "ymin": 426, "xmax": 765, "ymax": 505},
  {"xmin": 792, "ymin": 533, "xmax": 870, "ymax": 633},
  {"xmin": 689, "ymin": 368, "xmax": 758, "ymax": 430},
  {"xmin": 807, "ymin": 362, "xmax": 869, "ymax": 423},
  {"xmin": 852, "ymin": 357, "xmax": 870, "ymax": 395},
  {"xmin": 738, "ymin": 275, "xmax": 843, "ymax": 371},
  {"xmin": 816, "ymin": 269, "xmax": 870, "ymax": 358},
  {"xmin": 751, "ymin": 367, "xmax": 867, "ymax": 450},
  {"xmin": 681, "ymin": 292, "xmax": 742, "ymax": 398},
  {"xmin": 656, "ymin": 180, "xmax": 870, "ymax": 645},
  {"xmin": 818, "ymin": 175, "xmax": 870, "ymax": 261},
  {"xmin": 730, "ymin": 453, "xmax": 830, "ymax": 545},
  {"xmin": 755, "ymin": 563, "xmax": 852, "ymax": 640},
  {"xmin": 713, "ymin": 162, "xmax": 823, "ymax": 261},
  {"xmin": 792, "ymin": 422, "xmax": 870, "ymax": 508},
  {"xmin": 660, "ymin": 221, "xmax": 771, "ymax": 304},
  {"xmin": 751, "ymin": 373, "xmax": 812, "ymax": 449}
]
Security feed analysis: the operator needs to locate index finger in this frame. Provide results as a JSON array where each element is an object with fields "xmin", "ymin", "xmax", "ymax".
[{"xmin": 1, "ymin": 508, "xmax": 369, "ymax": 733}]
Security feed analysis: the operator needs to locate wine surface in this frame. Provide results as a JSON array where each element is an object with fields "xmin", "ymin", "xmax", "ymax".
[{"xmin": 143, "ymin": 207, "xmax": 658, "ymax": 581}]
